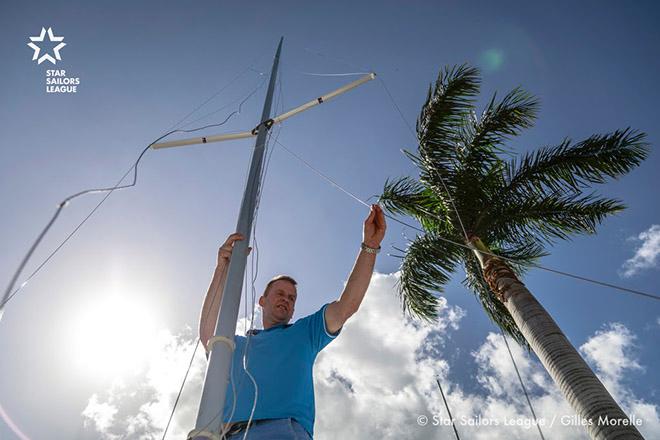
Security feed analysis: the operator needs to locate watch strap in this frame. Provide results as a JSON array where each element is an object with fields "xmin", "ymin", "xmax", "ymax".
[{"xmin": 361, "ymin": 242, "xmax": 381, "ymax": 254}]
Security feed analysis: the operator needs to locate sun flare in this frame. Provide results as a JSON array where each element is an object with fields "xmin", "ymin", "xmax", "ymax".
[{"xmin": 69, "ymin": 295, "xmax": 158, "ymax": 377}]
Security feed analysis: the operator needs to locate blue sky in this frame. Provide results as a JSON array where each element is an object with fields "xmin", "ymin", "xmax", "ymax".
[{"xmin": 1, "ymin": 1, "xmax": 659, "ymax": 439}]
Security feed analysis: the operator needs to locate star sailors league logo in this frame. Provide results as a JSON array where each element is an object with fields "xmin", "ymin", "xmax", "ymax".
[{"xmin": 27, "ymin": 27, "xmax": 66, "ymax": 64}]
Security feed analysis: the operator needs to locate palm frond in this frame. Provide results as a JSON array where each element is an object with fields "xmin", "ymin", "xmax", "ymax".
[
  {"xmin": 397, "ymin": 233, "xmax": 461, "ymax": 321},
  {"xmin": 381, "ymin": 176, "xmax": 452, "ymax": 233},
  {"xmin": 384, "ymin": 63, "xmax": 649, "ymax": 341},
  {"xmin": 416, "ymin": 64, "xmax": 480, "ymax": 176},
  {"xmin": 461, "ymin": 88, "xmax": 540, "ymax": 167},
  {"xmin": 504, "ymin": 128, "xmax": 649, "ymax": 197},
  {"xmin": 451, "ymin": 158, "xmax": 507, "ymax": 235},
  {"xmin": 487, "ymin": 192, "xmax": 625, "ymax": 244}
]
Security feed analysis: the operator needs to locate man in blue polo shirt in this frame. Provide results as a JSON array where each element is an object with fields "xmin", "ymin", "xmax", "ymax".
[{"xmin": 199, "ymin": 204, "xmax": 386, "ymax": 439}]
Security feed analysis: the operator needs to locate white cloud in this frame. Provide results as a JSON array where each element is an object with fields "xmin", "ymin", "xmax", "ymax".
[
  {"xmin": 621, "ymin": 224, "xmax": 660, "ymax": 277},
  {"xmin": 579, "ymin": 323, "xmax": 642, "ymax": 397},
  {"xmin": 81, "ymin": 395, "xmax": 118, "ymax": 433},
  {"xmin": 81, "ymin": 329, "xmax": 206, "ymax": 439},
  {"xmin": 579, "ymin": 323, "xmax": 659, "ymax": 436},
  {"xmin": 314, "ymin": 273, "xmax": 466, "ymax": 439},
  {"xmin": 315, "ymin": 273, "xmax": 659, "ymax": 440},
  {"xmin": 81, "ymin": 273, "xmax": 659, "ymax": 440},
  {"xmin": 314, "ymin": 274, "xmax": 583, "ymax": 439}
]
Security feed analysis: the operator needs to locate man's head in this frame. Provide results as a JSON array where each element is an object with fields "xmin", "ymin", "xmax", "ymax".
[{"xmin": 259, "ymin": 274, "xmax": 297, "ymax": 327}]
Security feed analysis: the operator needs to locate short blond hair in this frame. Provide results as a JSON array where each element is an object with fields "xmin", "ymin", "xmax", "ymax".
[{"xmin": 263, "ymin": 275, "xmax": 297, "ymax": 296}]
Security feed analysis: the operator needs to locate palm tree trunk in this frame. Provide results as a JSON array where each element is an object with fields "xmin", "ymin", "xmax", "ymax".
[{"xmin": 470, "ymin": 237, "xmax": 644, "ymax": 440}]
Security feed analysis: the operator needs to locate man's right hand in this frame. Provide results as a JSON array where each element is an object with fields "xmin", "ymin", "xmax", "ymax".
[{"xmin": 217, "ymin": 233, "xmax": 250, "ymax": 266}]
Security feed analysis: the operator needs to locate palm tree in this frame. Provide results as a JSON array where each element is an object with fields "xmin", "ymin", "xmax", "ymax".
[{"xmin": 380, "ymin": 65, "xmax": 649, "ymax": 440}]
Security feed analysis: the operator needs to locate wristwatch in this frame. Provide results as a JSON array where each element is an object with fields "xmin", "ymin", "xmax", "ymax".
[{"xmin": 361, "ymin": 242, "xmax": 381, "ymax": 254}]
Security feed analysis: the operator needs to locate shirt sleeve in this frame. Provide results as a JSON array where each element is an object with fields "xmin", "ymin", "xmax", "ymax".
[{"xmin": 305, "ymin": 303, "xmax": 341, "ymax": 353}]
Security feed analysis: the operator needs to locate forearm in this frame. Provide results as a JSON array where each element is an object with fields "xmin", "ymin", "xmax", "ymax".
[
  {"xmin": 338, "ymin": 248, "xmax": 377, "ymax": 316},
  {"xmin": 199, "ymin": 262, "xmax": 229, "ymax": 347}
]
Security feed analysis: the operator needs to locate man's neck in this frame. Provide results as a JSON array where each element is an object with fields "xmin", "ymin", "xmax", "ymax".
[{"xmin": 263, "ymin": 317, "xmax": 288, "ymax": 330}]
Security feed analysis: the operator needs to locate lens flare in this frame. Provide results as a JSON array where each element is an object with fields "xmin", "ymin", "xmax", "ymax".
[{"xmin": 480, "ymin": 48, "xmax": 505, "ymax": 73}]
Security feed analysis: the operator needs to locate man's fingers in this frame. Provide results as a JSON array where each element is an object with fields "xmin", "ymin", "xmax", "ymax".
[
  {"xmin": 365, "ymin": 206, "xmax": 376, "ymax": 223},
  {"xmin": 375, "ymin": 206, "xmax": 386, "ymax": 229},
  {"xmin": 222, "ymin": 232, "xmax": 245, "ymax": 248}
]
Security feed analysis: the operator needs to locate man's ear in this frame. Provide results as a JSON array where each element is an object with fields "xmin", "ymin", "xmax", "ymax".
[{"xmin": 258, "ymin": 295, "xmax": 265, "ymax": 307}]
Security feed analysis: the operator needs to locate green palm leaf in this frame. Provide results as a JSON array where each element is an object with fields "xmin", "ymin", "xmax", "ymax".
[
  {"xmin": 504, "ymin": 128, "xmax": 648, "ymax": 197},
  {"xmin": 382, "ymin": 64, "xmax": 649, "ymax": 344},
  {"xmin": 396, "ymin": 233, "xmax": 462, "ymax": 321},
  {"xmin": 416, "ymin": 64, "xmax": 480, "ymax": 178}
]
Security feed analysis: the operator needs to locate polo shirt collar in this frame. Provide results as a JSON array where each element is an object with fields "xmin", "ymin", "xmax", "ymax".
[{"xmin": 247, "ymin": 323, "xmax": 291, "ymax": 335}]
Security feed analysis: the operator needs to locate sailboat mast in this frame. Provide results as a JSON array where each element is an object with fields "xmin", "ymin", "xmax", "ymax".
[{"xmin": 189, "ymin": 36, "xmax": 283, "ymax": 440}]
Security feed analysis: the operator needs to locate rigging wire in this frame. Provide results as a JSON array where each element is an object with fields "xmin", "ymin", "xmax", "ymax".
[
  {"xmin": 294, "ymin": 43, "xmax": 656, "ymax": 294},
  {"xmin": 435, "ymin": 376, "xmax": 461, "ymax": 440},
  {"xmin": 375, "ymin": 75, "xmax": 660, "ymax": 301},
  {"xmin": 501, "ymin": 332, "xmax": 546, "ymax": 440},
  {"xmin": 377, "ymin": 75, "xmax": 470, "ymax": 239},
  {"xmin": 1, "ymin": 73, "xmax": 265, "ymax": 314},
  {"xmin": 165, "ymin": 48, "xmax": 269, "ymax": 131},
  {"xmin": 273, "ymin": 136, "xmax": 660, "ymax": 301},
  {"xmin": 161, "ymin": 339, "xmax": 201, "ymax": 439},
  {"xmin": 179, "ymin": 75, "xmax": 267, "ymax": 130},
  {"xmin": 273, "ymin": 140, "xmax": 370, "ymax": 208}
]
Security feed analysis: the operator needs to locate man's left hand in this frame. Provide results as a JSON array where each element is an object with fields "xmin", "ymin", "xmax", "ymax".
[{"xmin": 363, "ymin": 204, "xmax": 387, "ymax": 249}]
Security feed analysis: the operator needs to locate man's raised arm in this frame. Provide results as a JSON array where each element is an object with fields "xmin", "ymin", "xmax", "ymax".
[
  {"xmin": 325, "ymin": 204, "xmax": 387, "ymax": 334},
  {"xmin": 199, "ymin": 233, "xmax": 247, "ymax": 352}
]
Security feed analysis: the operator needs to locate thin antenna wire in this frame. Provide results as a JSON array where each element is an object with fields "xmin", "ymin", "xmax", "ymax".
[
  {"xmin": 273, "ymin": 139, "xmax": 370, "ymax": 208},
  {"xmin": 435, "ymin": 376, "xmax": 460, "ymax": 440},
  {"xmin": 165, "ymin": 47, "xmax": 270, "ymax": 131},
  {"xmin": 501, "ymin": 332, "xmax": 546, "ymax": 440},
  {"xmin": 161, "ymin": 340, "xmax": 201, "ymax": 439},
  {"xmin": 273, "ymin": 138, "xmax": 660, "ymax": 299},
  {"xmin": 1, "ymin": 77, "xmax": 264, "ymax": 314},
  {"xmin": 179, "ymin": 75, "xmax": 267, "ymax": 129},
  {"xmin": 377, "ymin": 75, "xmax": 469, "ymax": 240}
]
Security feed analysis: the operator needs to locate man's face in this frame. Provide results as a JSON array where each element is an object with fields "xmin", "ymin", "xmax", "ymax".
[{"xmin": 259, "ymin": 280, "xmax": 297, "ymax": 324}]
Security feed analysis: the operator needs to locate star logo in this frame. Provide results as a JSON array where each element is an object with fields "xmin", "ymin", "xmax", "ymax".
[{"xmin": 27, "ymin": 27, "xmax": 66, "ymax": 65}]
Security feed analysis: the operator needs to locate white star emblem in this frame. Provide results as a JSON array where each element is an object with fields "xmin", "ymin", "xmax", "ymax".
[{"xmin": 27, "ymin": 27, "xmax": 66, "ymax": 65}]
